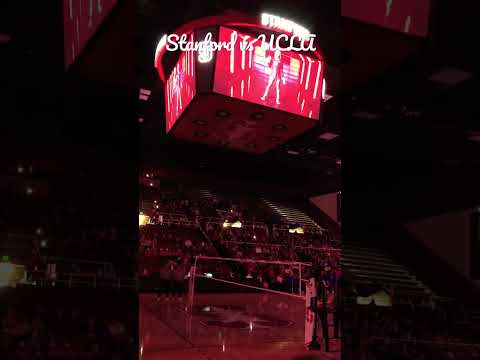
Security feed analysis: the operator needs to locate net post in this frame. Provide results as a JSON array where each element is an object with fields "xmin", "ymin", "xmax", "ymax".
[
  {"xmin": 188, "ymin": 255, "xmax": 199, "ymax": 312},
  {"xmin": 299, "ymin": 263, "xmax": 302, "ymax": 296}
]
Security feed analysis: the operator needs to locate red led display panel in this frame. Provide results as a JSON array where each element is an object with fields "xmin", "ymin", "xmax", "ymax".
[
  {"xmin": 214, "ymin": 27, "xmax": 324, "ymax": 120},
  {"xmin": 63, "ymin": 0, "xmax": 118, "ymax": 69},
  {"xmin": 342, "ymin": 0, "xmax": 430, "ymax": 37},
  {"xmin": 164, "ymin": 35, "xmax": 196, "ymax": 132}
]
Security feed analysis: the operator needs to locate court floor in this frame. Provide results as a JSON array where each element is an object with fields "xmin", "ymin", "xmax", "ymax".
[{"xmin": 140, "ymin": 293, "xmax": 340, "ymax": 360}]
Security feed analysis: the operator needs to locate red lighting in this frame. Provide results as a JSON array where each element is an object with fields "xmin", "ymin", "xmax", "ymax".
[
  {"xmin": 341, "ymin": 0, "xmax": 430, "ymax": 37},
  {"xmin": 154, "ymin": 13, "xmax": 323, "ymax": 83},
  {"xmin": 63, "ymin": 0, "xmax": 117, "ymax": 68},
  {"xmin": 164, "ymin": 34, "xmax": 196, "ymax": 132},
  {"xmin": 213, "ymin": 27, "xmax": 324, "ymax": 120}
]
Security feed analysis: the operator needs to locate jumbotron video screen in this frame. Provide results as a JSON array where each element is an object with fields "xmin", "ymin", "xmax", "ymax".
[
  {"xmin": 214, "ymin": 27, "xmax": 324, "ymax": 120},
  {"xmin": 164, "ymin": 34, "xmax": 197, "ymax": 132}
]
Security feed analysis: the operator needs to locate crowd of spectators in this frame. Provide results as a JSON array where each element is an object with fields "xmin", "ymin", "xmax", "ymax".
[
  {"xmin": 140, "ymin": 224, "xmax": 217, "ymax": 258},
  {"xmin": 0, "ymin": 174, "xmax": 137, "ymax": 279},
  {"xmin": 139, "ymin": 185, "xmax": 341, "ymax": 300},
  {"xmin": 273, "ymin": 227, "xmax": 338, "ymax": 248},
  {"xmin": 141, "ymin": 178, "xmax": 272, "ymax": 223},
  {"xmin": 0, "ymin": 288, "xmax": 137, "ymax": 360}
]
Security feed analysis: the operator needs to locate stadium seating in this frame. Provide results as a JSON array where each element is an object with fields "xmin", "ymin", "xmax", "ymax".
[
  {"xmin": 138, "ymin": 181, "xmax": 341, "ymax": 298},
  {"xmin": 342, "ymin": 243, "xmax": 432, "ymax": 296}
]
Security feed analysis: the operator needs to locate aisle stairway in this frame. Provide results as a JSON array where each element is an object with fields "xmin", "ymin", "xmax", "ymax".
[
  {"xmin": 342, "ymin": 243, "xmax": 432, "ymax": 296},
  {"xmin": 198, "ymin": 189, "xmax": 218, "ymax": 203},
  {"xmin": 260, "ymin": 198, "xmax": 322, "ymax": 229}
]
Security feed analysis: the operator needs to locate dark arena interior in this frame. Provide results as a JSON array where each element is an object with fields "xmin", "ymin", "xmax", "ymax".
[
  {"xmin": 1, "ymin": 1, "xmax": 480, "ymax": 360},
  {"xmin": 1, "ymin": 1, "xmax": 139, "ymax": 359}
]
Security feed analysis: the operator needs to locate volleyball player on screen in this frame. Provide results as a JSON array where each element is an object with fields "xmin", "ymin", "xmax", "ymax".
[
  {"xmin": 171, "ymin": 67, "xmax": 184, "ymax": 117},
  {"xmin": 261, "ymin": 50, "xmax": 286, "ymax": 105}
]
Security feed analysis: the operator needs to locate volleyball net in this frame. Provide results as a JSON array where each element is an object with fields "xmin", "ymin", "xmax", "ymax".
[{"xmin": 187, "ymin": 256, "xmax": 319, "ymax": 345}]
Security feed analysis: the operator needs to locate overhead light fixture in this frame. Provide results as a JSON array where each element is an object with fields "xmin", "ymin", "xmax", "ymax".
[
  {"xmin": 250, "ymin": 112, "xmax": 264, "ymax": 120},
  {"xmin": 194, "ymin": 131, "xmax": 208, "ymax": 138},
  {"xmin": 273, "ymin": 124, "xmax": 287, "ymax": 131},
  {"xmin": 429, "ymin": 68, "xmax": 472, "ymax": 86},
  {"xmin": 318, "ymin": 132, "xmax": 338, "ymax": 141},
  {"xmin": 193, "ymin": 119, "xmax": 207, "ymax": 126},
  {"xmin": 287, "ymin": 150, "xmax": 299, "ymax": 155},
  {"xmin": 216, "ymin": 110, "xmax": 231, "ymax": 118}
]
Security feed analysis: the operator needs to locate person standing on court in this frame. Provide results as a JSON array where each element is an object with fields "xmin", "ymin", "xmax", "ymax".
[{"xmin": 172, "ymin": 258, "xmax": 188, "ymax": 301}]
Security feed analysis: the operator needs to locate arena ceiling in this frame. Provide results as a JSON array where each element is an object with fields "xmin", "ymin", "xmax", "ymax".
[
  {"xmin": 343, "ymin": 0, "xmax": 480, "ymax": 222},
  {"xmin": 2, "ymin": 0, "xmax": 478, "ymax": 217}
]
